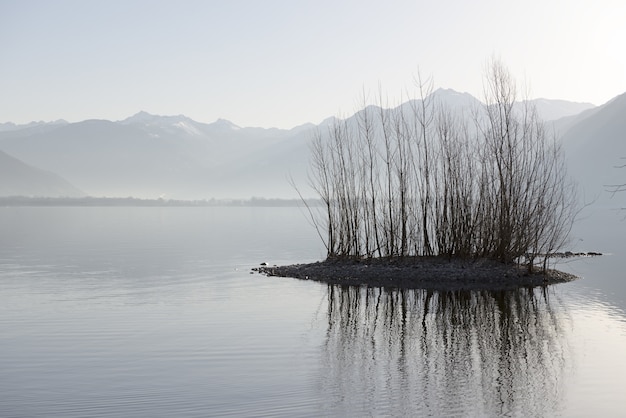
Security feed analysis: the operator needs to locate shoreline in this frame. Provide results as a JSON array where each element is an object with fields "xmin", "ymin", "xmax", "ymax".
[
  {"xmin": 253, "ymin": 257, "xmax": 580, "ymax": 291},
  {"xmin": 0, "ymin": 196, "xmax": 321, "ymax": 208}
]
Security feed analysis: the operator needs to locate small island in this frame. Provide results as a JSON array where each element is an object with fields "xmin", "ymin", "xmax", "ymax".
[
  {"xmin": 254, "ymin": 256, "xmax": 587, "ymax": 291},
  {"xmin": 259, "ymin": 61, "xmax": 586, "ymax": 291}
]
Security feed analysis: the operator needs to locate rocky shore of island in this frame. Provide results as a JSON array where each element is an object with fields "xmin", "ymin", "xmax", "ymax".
[{"xmin": 252, "ymin": 256, "xmax": 588, "ymax": 291}]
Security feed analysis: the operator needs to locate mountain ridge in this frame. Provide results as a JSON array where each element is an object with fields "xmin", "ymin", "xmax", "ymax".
[
  {"xmin": 0, "ymin": 89, "xmax": 621, "ymax": 199},
  {"xmin": 0, "ymin": 149, "xmax": 84, "ymax": 197},
  {"xmin": 2, "ymin": 89, "xmax": 597, "ymax": 131}
]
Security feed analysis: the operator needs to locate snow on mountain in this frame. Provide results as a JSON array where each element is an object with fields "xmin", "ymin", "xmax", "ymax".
[
  {"xmin": 122, "ymin": 112, "xmax": 241, "ymax": 132},
  {"xmin": 0, "ymin": 111, "xmax": 313, "ymax": 199},
  {"xmin": 209, "ymin": 118, "xmax": 241, "ymax": 131},
  {"xmin": 0, "ymin": 90, "xmax": 617, "ymax": 200},
  {"xmin": 121, "ymin": 111, "xmax": 205, "ymax": 137}
]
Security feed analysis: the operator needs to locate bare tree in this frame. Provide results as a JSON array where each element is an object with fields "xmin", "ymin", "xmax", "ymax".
[
  {"xmin": 477, "ymin": 59, "xmax": 578, "ymax": 268},
  {"xmin": 606, "ymin": 157, "xmax": 626, "ymax": 195},
  {"xmin": 305, "ymin": 59, "xmax": 578, "ymax": 272}
]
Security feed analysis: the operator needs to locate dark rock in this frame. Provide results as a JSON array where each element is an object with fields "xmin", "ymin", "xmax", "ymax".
[{"xmin": 254, "ymin": 256, "xmax": 578, "ymax": 291}]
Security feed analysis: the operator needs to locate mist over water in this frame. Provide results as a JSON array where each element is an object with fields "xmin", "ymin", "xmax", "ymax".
[{"xmin": 1, "ymin": 206, "xmax": 625, "ymax": 417}]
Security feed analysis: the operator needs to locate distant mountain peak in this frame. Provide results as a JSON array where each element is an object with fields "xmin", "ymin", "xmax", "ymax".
[
  {"xmin": 423, "ymin": 88, "xmax": 480, "ymax": 110},
  {"xmin": 210, "ymin": 118, "xmax": 241, "ymax": 130},
  {"xmin": 121, "ymin": 111, "xmax": 200, "ymax": 130},
  {"xmin": 121, "ymin": 111, "xmax": 162, "ymax": 124},
  {"xmin": 432, "ymin": 87, "xmax": 468, "ymax": 96},
  {"xmin": 132, "ymin": 110, "xmax": 153, "ymax": 118},
  {"xmin": 523, "ymin": 98, "xmax": 596, "ymax": 121},
  {"xmin": 0, "ymin": 119, "xmax": 68, "ymax": 132}
]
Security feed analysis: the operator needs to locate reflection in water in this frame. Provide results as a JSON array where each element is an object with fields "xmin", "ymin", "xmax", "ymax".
[{"xmin": 320, "ymin": 285, "xmax": 571, "ymax": 417}]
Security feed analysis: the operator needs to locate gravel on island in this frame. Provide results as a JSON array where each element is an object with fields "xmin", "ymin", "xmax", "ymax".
[{"xmin": 252, "ymin": 257, "xmax": 579, "ymax": 291}]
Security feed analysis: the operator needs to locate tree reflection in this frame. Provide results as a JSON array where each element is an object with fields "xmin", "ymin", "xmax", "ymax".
[{"xmin": 320, "ymin": 285, "xmax": 571, "ymax": 417}]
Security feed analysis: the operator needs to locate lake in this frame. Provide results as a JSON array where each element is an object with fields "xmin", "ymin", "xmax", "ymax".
[{"xmin": 1, "ymin": 206, "xmax": 625, "ymax": 417}]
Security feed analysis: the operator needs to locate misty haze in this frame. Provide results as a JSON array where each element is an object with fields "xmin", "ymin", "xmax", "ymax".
[
  {"xmin": 3, "ymin": 82, "xmax": 626, "ymax": 416},
  {"xmin": 0, "ymin": 89, "xmax": 600, "ymax": 201},
  {"xmin": 2, "ymin": 1, "xmax": 626, "ymax": 417}
]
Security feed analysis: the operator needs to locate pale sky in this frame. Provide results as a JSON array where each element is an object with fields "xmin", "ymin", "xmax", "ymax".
[{"xmin": 1, "ymin": 0, "xmax": 625, "ymax": 129}]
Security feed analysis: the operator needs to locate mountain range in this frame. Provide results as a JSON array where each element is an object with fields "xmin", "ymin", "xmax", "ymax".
[
  {"xmin": 561, "ymin": 92, "xmax": 626, "ymax": 205},
  {"xmin": 0, "ymin": 88, "xmax": 616, "ymax": 201},
  {"xmin": 0, "ymin": 149, "xmax": 84, "ymax": 197}
]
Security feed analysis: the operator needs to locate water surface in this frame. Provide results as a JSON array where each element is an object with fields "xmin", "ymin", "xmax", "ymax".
[{"xmin": 1, "ymin": 206, "xmax": 625, "ymax": 416}]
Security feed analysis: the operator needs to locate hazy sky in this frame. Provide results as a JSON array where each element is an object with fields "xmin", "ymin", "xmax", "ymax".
[{"xmin": 1, "ymin": 0, "xmax": 625, "ymax": 128}]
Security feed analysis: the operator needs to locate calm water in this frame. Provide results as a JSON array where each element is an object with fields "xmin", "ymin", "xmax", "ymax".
[{"xmin": 1, "ymin": 206, "xmax": 626, "ymax": 417}]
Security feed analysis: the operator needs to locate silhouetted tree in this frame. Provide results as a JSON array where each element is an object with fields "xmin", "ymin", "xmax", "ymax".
[{"xmin": 307, "ymin": 59, "xmax": 578, "ymax": 271}]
